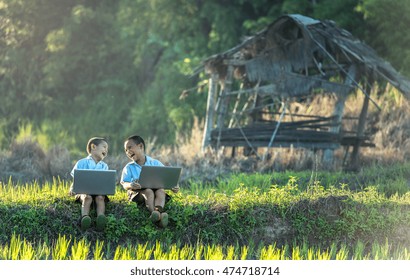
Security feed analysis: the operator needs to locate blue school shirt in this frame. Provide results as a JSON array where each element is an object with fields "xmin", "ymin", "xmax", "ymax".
[
  {"xmin": 120, "ymin": 155, "xmax": 163, "ymax": 184},
  {"xmin": 70, "ymin": 155, "xmax": 109, "ymax": 177}
]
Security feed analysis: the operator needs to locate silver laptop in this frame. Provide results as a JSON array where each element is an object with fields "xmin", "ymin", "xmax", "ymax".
[
  {"xmin": 73, "ymin": 169, "xmax": 117, "ymax": 195},
  {"xmin": 138, "ymin": 166, "xmax": 182, "ymax": 189}
]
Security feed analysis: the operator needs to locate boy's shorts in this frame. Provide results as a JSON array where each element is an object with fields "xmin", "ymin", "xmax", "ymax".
[
  {"xmin": 127, "ymin": 189, "xmax": 171, "ymax": 205},
  {"xmin": 75, "ymin": 194, "xmax": 110, "ymax": 207},
  {"xmin": 70, "ymin": 183, "xmax": 110, "ymax": 205}
]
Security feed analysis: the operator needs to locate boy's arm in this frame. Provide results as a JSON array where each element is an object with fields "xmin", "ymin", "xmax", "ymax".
[
  {"xmin": 68, "ymin": 183, "xmax": 76, "ymax": 196},
  {"xmin": 122, "ymin": 181, "xmax": 140, "ymax": 191},
  {"xmin": 120, "ymin": 164, "xmax": 142, "ymax": 191},
  {"xmin": 69, "ymin": 160, "xmax": 81, "ymax": 195},
  {"xmin": 122, "ymin": 180, "xmax": 142, "ymax": 191}
]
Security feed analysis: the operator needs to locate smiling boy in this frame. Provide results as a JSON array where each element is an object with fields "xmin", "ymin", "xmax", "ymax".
[
  {"xmin": 70, "ymin": 137, "xmax": 110, "ymax": 231},
  {"xmin": 120, "ymin": 135, "xmax": 179, "ymax": 228}
]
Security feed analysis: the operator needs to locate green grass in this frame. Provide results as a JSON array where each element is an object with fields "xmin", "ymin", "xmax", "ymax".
[
  {"xmin": 0, "ymin": 163, "xmax": 410, "ymax": 259},
  {"xmin": 1, "ymin": 233, "xmax": 409, "ymax": 260}
]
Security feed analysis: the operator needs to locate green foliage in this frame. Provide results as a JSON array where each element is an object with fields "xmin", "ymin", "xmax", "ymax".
[
  {"xmin": 313, "ymin": 0, "xmax": 366, "ymax": 38},
  {"xmin": 2, "ymin": 0, "xmax": 406, "ymax": 151},
  {"xmin": 357, "ymin": 0, "xmax": 410, "ymax": 76},
  {"xmin": 1, "ymin": 162, "xmax": 410, "ymax": 259},
  {"xmin": 281, "ymin": 0, "xmax": 313, "ymax": 15},
  {"xmin": 104, "ymin": 214, "xmax": 129, "ymax": 243},
  {"xmin": 1, "ymin": 233, "xmax": 409, "ymax": 260}
]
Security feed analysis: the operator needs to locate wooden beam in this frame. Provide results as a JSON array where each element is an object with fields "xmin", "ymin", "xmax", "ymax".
[
  {"xmin": 201, "ymin": 73, "xmax": 219, "ymax": 151},
  {"xmin": 216, "ymin": 65, "xmax": 234, "ymax": 150},
  {"xmin": 350, "ymin": 82, "xmax": 371, "ymax": 169},
  {"xmin": 225, "ymin": 73, "xmax": 354, "ymax": 98},
  {"xmin": 322, "ymin": 65, "xmax": 357, "ymax": 167},
  {"xmin": 223, "ymin": 59, "xmax": 247, "ymax": 66},
  {"xmin": 226, "ymin": 84, "xmax": 277, "ymax": 96},
  {"xmin": 211, "ymin": 140, "xmax": 341, "ymax": 150}
]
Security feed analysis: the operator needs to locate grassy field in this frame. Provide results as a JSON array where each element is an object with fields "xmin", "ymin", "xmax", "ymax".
[{"xmin": 0, "ymin": 162, "xmax": 409, "ymax": 260}]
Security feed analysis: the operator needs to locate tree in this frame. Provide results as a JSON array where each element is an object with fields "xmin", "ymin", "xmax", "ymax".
[
  {"xmin": 0, "ymin": 0, "xmax": 74, "ymax": 146},
  {"xmin": 1, "ymin": 0, "xmax": 408, "ymax": 153},
  {"xmin": 357, "ymin": 0, "xmax": 410, "ymax": 76}
]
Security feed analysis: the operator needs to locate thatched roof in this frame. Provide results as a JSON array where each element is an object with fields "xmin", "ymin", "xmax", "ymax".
[{"xmin": 202, "ymin": 14, "xmax": 410, "ymax": 99}]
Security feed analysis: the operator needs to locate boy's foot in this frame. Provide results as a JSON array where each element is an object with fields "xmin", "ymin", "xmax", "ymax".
[
  {"xmin": 159, "ymin": 212, "xmax": 169, "ymax": 228},
  {"xmin": 149, "ymin": 210, "xmax": 161, "ymax": 223},
  {"xmin": 81, "ymin": 215, "xmax": 91, "ymax": 231},
  {"xmin": 96, "ymin": 214, "xmax": 107, "ymax": 231}
]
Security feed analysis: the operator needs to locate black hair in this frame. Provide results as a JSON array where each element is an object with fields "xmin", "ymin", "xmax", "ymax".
[
  {"xmin": 86, "ymin": 137, "xmax": 107, "ymax": 154},
  {"xmin": 126, "ymin": 135, "xmax": 145, "ymax": 151}
]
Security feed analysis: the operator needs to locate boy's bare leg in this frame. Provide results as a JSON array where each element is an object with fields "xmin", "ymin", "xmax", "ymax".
[
  {"xmin": 95, "ymin": 195, "xmax": 105, "ymax": 216},
  {"xmin": 154, "ymin": 189, "xmax": 168, "ymax": 228},
  {"xmin": 154, "ymin": 189, "xmax": 166, "ymax": 211},
  {"xmin": 81, "ymin": 195, "xmax": 92, "ymax": 217},
  {"xmin": 80, "ymin": 195, "xmax": 92, "ymax": 230},
  {"xmin": 140, "ymin": 189, "xmax": 155, "ymax": 212},
  {"xmin": 95, "ymin": 195, "xmax": 107, "ymax": 231},
  {"xmin": 140, "ymin": 189, "xmax": 161, "ymax": 222}
]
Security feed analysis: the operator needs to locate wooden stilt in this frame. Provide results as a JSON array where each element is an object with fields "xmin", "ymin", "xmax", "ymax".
[
  {"xmin": 323, "ymin": 65, "xmax": 357, "ymax": 168},
  {"xmin": 202, "ymin": 73, "xmax": 218, "ymax": 151},
  {"xmin": 350, "ymin": 83, "xmax": 371, "ymax": 170},
  {"xmin": 216, "ymin": 65, "xmax": 234, "ymax": 150}
]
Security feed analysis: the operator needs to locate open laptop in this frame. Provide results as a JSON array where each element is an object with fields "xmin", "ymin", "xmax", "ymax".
[
  {"xmin": 73, "ymin": 169, "xmax": 117, "ymax": 195},
  {"xmin": 138, "ymin": 166, "xmax": 182, "ymax": 189}
]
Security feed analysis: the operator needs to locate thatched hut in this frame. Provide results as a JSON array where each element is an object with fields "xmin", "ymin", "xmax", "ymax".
[{"xmin": 198, "ymin": 14, "xmax": 410, "ymax": 169}]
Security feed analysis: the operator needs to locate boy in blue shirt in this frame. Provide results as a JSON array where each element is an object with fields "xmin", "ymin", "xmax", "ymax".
[
  {"xmin": 120, "ymin": 135, "xmax": 179, "ymax": 228},
  {"xmin": 70, "ymin": 137, "xmax": 109, "ymax": 231}
]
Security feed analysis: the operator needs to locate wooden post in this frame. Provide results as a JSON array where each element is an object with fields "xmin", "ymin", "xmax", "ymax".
[
  {"xmin": 350, "ymin": 82, "xmax": 371, "ymax": 169},
  {"xmin": 216, "ymin": 65, "xmax": 234, "ymax": 150},
  {"xmin": 244, "ymin": 83, "xmax": 263, "ymax": 156},
  {"xmin": 323, "ymin": 65, "xmax": 357, "ymax": 168},
  {"xmin": 228, "ymin": 83, "xmax": 244, "ymax": 128},
  {"xmin": 201, "ymin": 73, "xmax": 218, "ymax": 151}
]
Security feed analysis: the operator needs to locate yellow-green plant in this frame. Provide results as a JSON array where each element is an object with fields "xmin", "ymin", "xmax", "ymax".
[
  {"xmin": 335, "ymin": 244, "xmax": 349, "ymax": 260},
  {"xmin": 240, "ymin": 245, "xmax": 248, "ymax": 260},
  {"xmin": 71, "ymin": 238, "xmax": 90, "ymax": 260},
  {"xmin": 225, "ymin": 245, "xmax": 237, "ymax": 260},
  {"xmin": 20, "ymin": 238, "xmax": 36, "ymax": 260},
  {"xmin": 93, "ymin": 240, "xmax": 105, "ymax": 260},
  {"xmin": 113, "ymin": 245, "xmax": 132, "ymax": 260},
  {"xmin": 259, "ymin": 244, "xmax": 283, "ymax": 260},
  {"xmin": 153, "ymin": 241, "xmax": 167, "ymax": 260},
  {"xmin": 178, "ymin": 244, "xmax": 195, "ymax": 260},
  {"xmin": 8, "ymin": 233, "xmax": 22, "ymax": 260},
  {"xmin": 135, "ymin": 242, "xmax": 153, "ymax": 260},
  {"xmin": 203, "ymin": 244, "xmax": 224, "ymax": 260},
  {"xmin": 52, "ymin": 235, "xmax": 71, "ymax": 260}
]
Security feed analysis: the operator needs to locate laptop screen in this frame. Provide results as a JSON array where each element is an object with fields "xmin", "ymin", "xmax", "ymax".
[
  {"xmin": 138, "ymin": 166, "xmax": 182, "ymax": 189},
  {"xmin": 73, "ymin": 169, "xmax": 117, "ymax": 195}
]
